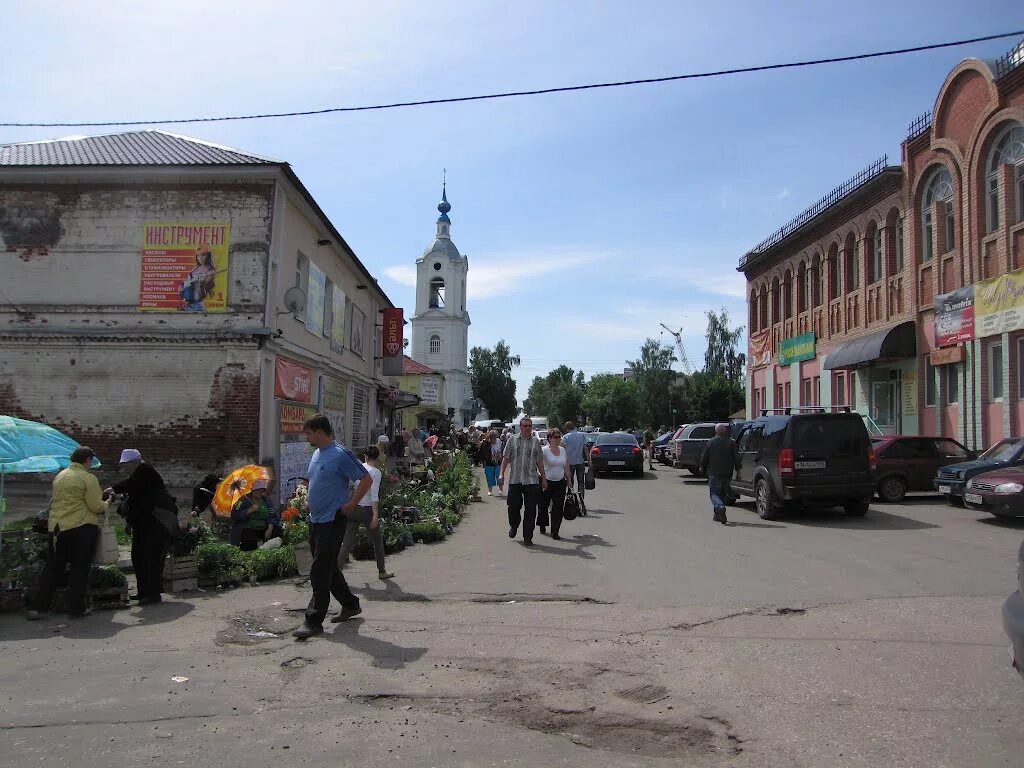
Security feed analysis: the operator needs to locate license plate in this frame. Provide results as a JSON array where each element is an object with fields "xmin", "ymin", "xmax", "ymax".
[
  {"xmin": 795, "ymin": 460, "xmax": 826, "ymax": 470},
  {"xmin": 609, "ymin": 461, "xmax": 625, "ymax": 466},
  {"xmin": 938, "ymin": 485, "xmax": 951, "ymax": 494},
  {"xmin": 964, "ymin": 492, "xmax": 983, "ymax": 504}
]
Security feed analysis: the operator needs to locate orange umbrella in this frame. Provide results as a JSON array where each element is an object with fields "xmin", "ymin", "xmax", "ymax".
[{"xmin": 213, "ymin": 464, "xmax": 272, "ymax": 517}]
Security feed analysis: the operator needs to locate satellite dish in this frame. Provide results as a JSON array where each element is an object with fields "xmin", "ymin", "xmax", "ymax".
[{"xmin": 283, "ymin": 286, "xmax": 306, "ymax": 315}]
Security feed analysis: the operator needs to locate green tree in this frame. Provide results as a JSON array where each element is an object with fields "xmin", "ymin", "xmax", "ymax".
[
  {"xmin": 678, "ymin": 371, "xmax": 745, "ymax": 422},
  {"xmin": 703, "ymin": 308, "xmax": 746, "ymax": 411},
  {"xmin": 581, "ymin": 373, "xmax": 639, "ymax": 431},
  {"xmin": 523, "ymin": 365, "xmax": 586, "ymax": 425},
  {"xmin": 628, "ymin": 338, "xmax": 677, "ymax": 428},
  {"xmin": 469, "ymin": 340, "xmax": 520, "ymax": 421}
]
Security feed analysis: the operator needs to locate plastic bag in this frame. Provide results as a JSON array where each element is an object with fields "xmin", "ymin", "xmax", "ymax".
[{"xmin": 259, "ymin": 537, "xmax": 283, "ymax": 550}]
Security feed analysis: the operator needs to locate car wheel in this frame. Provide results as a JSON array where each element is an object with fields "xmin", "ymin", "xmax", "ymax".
[
  {"xmin": 878, "ymin": 475, "xmax": 907, "ymax": 503},
  {"xmin": 844, "ymin": 499, "xmax": 870, "ymax": 517},
  {"xmin": 755, "ymin": 478, "xmax": 777, "ymax": 520}
]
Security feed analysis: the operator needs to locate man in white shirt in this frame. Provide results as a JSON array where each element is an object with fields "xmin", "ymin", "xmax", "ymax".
[{"xmin": 339, "ymin": 445, "xmax": 394, "ymax": 582}]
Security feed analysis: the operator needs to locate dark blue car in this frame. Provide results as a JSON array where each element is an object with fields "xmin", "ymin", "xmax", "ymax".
[{"xmin": 935, "ymin": 437, "xmax": 1024, "ymax": 504}]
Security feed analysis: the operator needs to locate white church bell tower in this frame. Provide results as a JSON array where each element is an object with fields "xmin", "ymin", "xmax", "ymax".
[{"xmin": 410, "ymin": 184, "xmax": 472, "ymax": 426}]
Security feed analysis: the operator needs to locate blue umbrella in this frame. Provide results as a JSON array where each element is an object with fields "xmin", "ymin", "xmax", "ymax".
[{"xmin": 0, "ymin": 416, "xmax": 101, "ymax": 542}]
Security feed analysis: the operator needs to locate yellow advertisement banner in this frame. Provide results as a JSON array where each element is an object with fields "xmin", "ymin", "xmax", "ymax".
[
  {"xmin": 975, "ymin": 267, "xmax": 1024, "ymax": 338},
  {"xmin": 139, "ymin": 222, "xmax": 230, "ymax": 312}
]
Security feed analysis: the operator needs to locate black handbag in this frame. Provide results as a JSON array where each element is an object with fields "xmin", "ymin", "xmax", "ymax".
[
  {"xmin": 563, "ymin": 490, "xmax": 580, "ymax": 521},
  {"xmin": 584, "ymin": 467, "xmax": 596, "ymax": 491}
]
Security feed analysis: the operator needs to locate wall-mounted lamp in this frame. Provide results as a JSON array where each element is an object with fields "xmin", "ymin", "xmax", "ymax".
[{"xmin": 317, "ymin": 238, "xmax": 332, "ymax": 246}]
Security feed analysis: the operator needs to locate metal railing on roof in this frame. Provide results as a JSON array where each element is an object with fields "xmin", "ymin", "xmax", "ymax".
[
  {"xmin": 740, "ymin": 155, "xmax": 889, "ymax": 267},
  {"xmin": 907, "ymin": 111, "xmax": 932, "ymax": 142},
  {"xmin": 995, "ymin": 39, "xmax": 1024, "ymax": 80}
]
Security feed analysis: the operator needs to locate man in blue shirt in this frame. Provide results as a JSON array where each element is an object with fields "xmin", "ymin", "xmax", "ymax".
[
  {"xmin": 561, "ymin": 422, "xmax": 591, "ymax": 515},
  {"xmin": 294, "ymin": 414, "xmax": 372, "ymax": 640}
]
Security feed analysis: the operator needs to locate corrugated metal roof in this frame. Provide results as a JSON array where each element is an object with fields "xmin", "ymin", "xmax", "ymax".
[
  {"xmin": 0, "ymin": 130, "xmax": 279, "ymax": 167},
  {"xmin": 403, "ymin": 356, "xmax": 438, "ymax": 375}
]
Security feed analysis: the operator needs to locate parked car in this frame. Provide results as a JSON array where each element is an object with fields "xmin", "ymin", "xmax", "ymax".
[
  {"xmin": 652, "ymin": 430, "xmax": 675, "ymax": 465},
  {"xmin": 963, "ymin": 466, "xmax": 1024, "ymax": 518},
  {"xmin": 590, "ymin": 432, "xmax": 644, "ymax": 476},
  {"xmin": 673, "ymin": 423, "xmax": 718, "ymax": 474},
  {"xmin": 732, "ymin": 410, "xmax": 876, "ymax": 519},
  {"xmin": 537, "ymin": 429, "xmax": 549, "ymax": 446},
  {"xmin": 871, "ymin": 436, "xmax": 976, "ymax": 502},
  {"xmin": 584, "ymin": 431, "xmax": 603, "ymax": 455},
  {"xmin": 935, "ymin": 437, "xmax": 1024, "ymax": 504},
  {"xmin": 1003, "ymin": 537, "xmax": 1024, "ymax": 681}
]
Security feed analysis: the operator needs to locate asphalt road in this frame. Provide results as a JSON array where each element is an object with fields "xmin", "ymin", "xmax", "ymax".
[{"xmin": 2, "ymin": 465, "xmax": 1023, "ymax": 767}]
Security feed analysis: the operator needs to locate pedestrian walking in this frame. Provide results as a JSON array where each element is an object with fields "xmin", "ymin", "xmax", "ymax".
[
  {"xmin": 643, "ymin": 426, "xmax": 656, "ymax": 470},
  {"xmin": 699, "ymin": 423, "xmax": 741, "ymax": 525},
  {"xmin": 538, "ymin": 428, "xmax": 572, "ymax": 539},
  {"xmin": 108, "ymin": 449, "xmax": 172, "ymax": 605},
  {"xmin": 339, "ymin": 445, "xmax": 395, "ymax": 580},
  {"xmin": 27, "ymin": 446, "xmax": 108, "ymax": 619},
  {"xmin": 407, "ymin": 428, "xmax": 425, "ymax": 465},
  {"xmin": 561, "ymin": 422, "xmax": 591, "ymax": 515},
  {"xmin": 499, "ymin": 417, "xmax": 546, "ymax": 545},
  {"xmin": 294, "ymin": 415, "xmax": 372, "ymax": 640},
  {"xmin": 481, "ymin": 430, "xmax": 502, "ymax": 496}
]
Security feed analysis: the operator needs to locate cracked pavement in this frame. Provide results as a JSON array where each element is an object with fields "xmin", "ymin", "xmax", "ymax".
[{"xmin": 3, "ymin": 469, "xmax": 1024, "ymax": 767}]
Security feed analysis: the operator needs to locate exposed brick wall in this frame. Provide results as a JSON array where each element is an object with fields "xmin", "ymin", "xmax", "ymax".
[{"xmin": 935, "ymin": 69, "xmax": 991, "ymax": 152}]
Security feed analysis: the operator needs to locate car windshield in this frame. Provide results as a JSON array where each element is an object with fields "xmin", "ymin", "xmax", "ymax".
[
  {"xmin": 979, "ymin": 439, "xmax": 1024, "ymax": 462},
  {"xmin": 597, "ymin": 432, "xmax": 638, "ymax": 446}
]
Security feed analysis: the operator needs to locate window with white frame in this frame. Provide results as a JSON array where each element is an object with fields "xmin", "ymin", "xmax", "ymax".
[
  {"xmin": 872, "ymin": 227, "xmax": 883, "ymax": 283},
  {"xmin": 833, "ymin": 372, "xmax": 847, "ymax": 406},
  {"xmin": 429, "ymin": 334, "xmax": 441, "ymax": 355},
  {"xmin": 801, "ymin": 378, "xmax": 812, "ymax": 406},
  {"xmin": 990, "ymin": 341, "xmax": 1004, "ymax": 400},
  {"xmin": 923, "ymin": 166, "xmax": 954, "ymax": 259},
  {"xmin": 294, "ymin": 252, "xmax": 309, "ymax": 319},
  {"xmin": 925, "ymin": 358, "xmax": 936, "ymax": 406},
  {"xmin": 895, "ymin": 217, "xmax": 905, "ymax": 272},
  {"xmin": 323, "ymin": 278, "xmax": 334, "ymax": 337},
  {"xmin": 988, "ymin": 124, "xmax": 1024, "ymax": 228}
]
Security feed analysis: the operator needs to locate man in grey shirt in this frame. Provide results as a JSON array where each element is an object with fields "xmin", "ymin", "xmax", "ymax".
[
  {"xmin": 500, "ymin": 417, "xmax": 547, "ymax": 545},
  {"xmin": 561, "ymin": 421, "xmax": 590, "ymax": 515},
  {"xmin": 699, "ymin": 423, "xmax": 740, "ymax": 525}
]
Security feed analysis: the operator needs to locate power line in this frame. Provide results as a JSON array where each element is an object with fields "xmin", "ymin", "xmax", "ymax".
[{"xmin": 3, "ymin": 30, "xmax": 1021, "ymax": 129}]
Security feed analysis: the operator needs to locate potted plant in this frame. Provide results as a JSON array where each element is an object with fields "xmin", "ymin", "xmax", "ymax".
[
  {"xmin": 163, "ymin": 515, "xmax": 210, "ymax": 592},
  {"xmin": 282, "ymin": 484, "xmax": 313, "ymax": 577}
]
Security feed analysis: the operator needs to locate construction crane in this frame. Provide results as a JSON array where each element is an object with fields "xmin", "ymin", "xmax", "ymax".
[{"xmin": 659, "ymin": 323, "xmax": 695, "ymax": 375}]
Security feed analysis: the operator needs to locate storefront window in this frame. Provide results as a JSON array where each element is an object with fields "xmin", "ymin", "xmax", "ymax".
[
  {"xmin": 925, "ymin": 359, "xmax": 936, "ymax": 406},
  {"xmin": 871, "ymin": 380, "xmax": 897, "ymax": 427},
  {"xmin": 833, "ymin": 372, "xmax": 847, "ymax": 406},
  {"xmin": 990, "ymin": 342, "xmax": 1004, "ymax": 400},
  {"xmin": 946, "ymin": 363, "xmax": 960, "ymax": 404}
]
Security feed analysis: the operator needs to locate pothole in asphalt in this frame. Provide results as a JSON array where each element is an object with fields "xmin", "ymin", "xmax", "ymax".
[
  {"xmin": 775, "ymin": 607, "xmax": 807, "ymax": 615},
  {"xmin": 281, "ymin": 656, "xmax": 315, "ymax": 669},
  {"xmin": 216, "ymin": 609, "xmax": 302, "ymax": 646},
  {"xmin": 615, "ymin": 683, "xmax": 669, "ymax": 704}
]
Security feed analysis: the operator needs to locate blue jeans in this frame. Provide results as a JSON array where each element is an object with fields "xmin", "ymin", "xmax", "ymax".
[
  {"xmin": 484, "ymin": 464, "xmax": 500, "ymax": 489},
  {"xmin": 708, "ymin": 475, "xmax": 730, "ymax": 515}
]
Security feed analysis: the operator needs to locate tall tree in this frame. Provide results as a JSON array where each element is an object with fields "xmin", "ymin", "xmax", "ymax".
[
  {"xmin": 628, "ymin": 339, "xmax": 677, "ymax": 428},
  {"xmin": 523, "ymin": 365, "xmax": 586, "ymax": 425},
  {"xmin": 702, "ymin": 309, "xmax": 746, "ymax": 416},
  {"xmin": 581, "ymin": 373, "xmax": 639, "ymax": 431},
  {"xmin": 469, "ymin": 340, "xmax": 520, "ymax": 421}
]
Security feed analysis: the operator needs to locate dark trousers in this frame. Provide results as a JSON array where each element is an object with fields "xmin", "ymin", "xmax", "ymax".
[
  {"xmin": 538, "ymin": 479, "xmax": 567, "ymax": 535},
  {"xmin": 132, "ymin": 522, "xmax": 169, "ymax": 600},
  {"xmin": 708, "ymin": 476, "xmax": 731, "ymax": 517},
  {"xmin": 340, "ymin": 506, "xmax": 386, "ymax": 572},
  {"xmin": 305, "ymin": 515, "xmax": 359, "ymax": 627},
  {"xmin": 570, "ymin": 463, "xmax": 586, "ymax": 498},
  {"xmin": 32, "ymin": 523, "xmax": 99, "ymax": 615},
  {"xmin": 507, "ymin": 483, "xmax": 541, "ymax": 541}
]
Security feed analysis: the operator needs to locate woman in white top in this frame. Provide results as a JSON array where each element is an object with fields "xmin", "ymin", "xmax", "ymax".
[
  {"xmin": 339, "ymin": 445, "xmax": 394, "ymax": 580},
  {"xmin": 539, "ymin": 427, "xmax": 573, "ymax": 539}
]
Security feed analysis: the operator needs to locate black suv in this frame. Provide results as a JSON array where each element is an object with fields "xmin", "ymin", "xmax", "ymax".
[{"xmin": 732, "ymin": 409, "xmax": 876, "ymax": 519}]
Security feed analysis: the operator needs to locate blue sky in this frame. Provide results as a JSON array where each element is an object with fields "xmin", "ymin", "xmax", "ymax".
[{"xmin": 1, "ymin": 1, "xmax": 1021, "ymax": 400}]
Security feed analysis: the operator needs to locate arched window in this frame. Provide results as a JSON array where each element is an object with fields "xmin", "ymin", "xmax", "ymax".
[
  {"xmin": 429, "ymin": 334, "xmax": 441, "ymax": 354},
  {"xmin": 759, "ymin": 284, "xmax": 768, "ymax": 329},
  {"xmin": 886, "ymin": 208, "xmax": 904, "ymax": 274},
  {"xmin": 827, "ymin": 244, "xmax": 840, "ymax": 300},
  {"xmin": 771, "ymin": 276, "xmax": 781, "ymax": 324},
  {"xmin": 810, "ymin": 253, "xmax": 822, "ymax": 308},
  {"xmin": 782, "ymin": 269, "xmax": 793, "ymax": 319},
  {"xmin": 845, "ymin": 234, "xmax": 859, "ymax": 291},
  {"xmin": 866, "ymin": 222, "xmax": 883, "ymax": 284},
  {"xmin": 749, "ymin": 290, "xmax": 758, "ymax": 332},
  {"xmin": 429, "ymin": 277, "xmax": 446, "ymax": 308},
  {"xmin": 987, "ymin": 123, "xmax": 1024, "ymax": 231},
  {"xmin": 922, "ymin": 166, "xmax": 954, "ymax": 260},
  {"xmin": 796, "ymin": 262, "xmax": 807, "ymax": 312}
]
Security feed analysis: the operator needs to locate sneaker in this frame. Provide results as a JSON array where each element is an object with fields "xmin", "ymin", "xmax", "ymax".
[
  {"xmin": 539, "ymin": 525, "xmax": 547, "ymax": 534},
  {"xmin": 487, "ymin": 490, "xmax": 492, "ymax": 496},
  {"xmin": 509, "ymin": 527, "xmax": 517, "ymax": 538},
  {"xmin": 378, "ymin": 570, "xmax": 395, "ymax": 580},
  {"xmin": 330, "ymin": 605, "xmax": 363, "ymax": 623},
  {"xmin": 293, "ymin": 623, "xmax": 323, "ymax": 640},
  {"xmin": 523, "ymin": 539, "xmax": 533, "ymax": 547}
]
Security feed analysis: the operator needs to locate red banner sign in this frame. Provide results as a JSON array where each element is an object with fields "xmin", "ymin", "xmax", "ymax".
[
  {"xmin": 383, "ymin": 308, "xmax": 403, "ymax": 358},
  {"xmin": 275, "ymin": 357, "xmax": 313, "ymax": 403}
]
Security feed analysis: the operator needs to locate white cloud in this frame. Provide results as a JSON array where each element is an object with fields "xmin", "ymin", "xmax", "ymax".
[
  {"xmin": 637, "ymin": 263, "xmax": 747, "ymax": 299},
  {"xmin": 775, "ymin": 186, "xmax": 790, "ymax": 200},
  {"xmin": 383, "ymin": 265, "xmax": 417, "ymax": 287}
]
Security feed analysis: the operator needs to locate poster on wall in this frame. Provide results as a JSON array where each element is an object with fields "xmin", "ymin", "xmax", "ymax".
[
  {"xmin": 305, "ymin": 263, "xmax": 326, "ymax": 335},
  {"xmin": 350, "ymin": 303, "xmax": 367, "ymax": 358},
  {"xmin": 139, "ymin": 222, "xmax": 230, "ymax": 312},
  {"xmin": 420, "ymin": 376, "xmax": 440, "ymax": 406},
  {"xmin": 902, "ymin": 370, "xmax": 918, "ymax": 417},
  {"xmin": 279, "ymin": 402, "xmax": 317, "ymax": 441},
  {"xmin": 748, "ymin": 330, "xmax": 772, "ymax": 368},
  {"xmin": 330, "ymin": 285, "xmax": 346, "ymax": 353},
  {"xmin": 382, "ymin": 308, "xmax": 404, "ymax": 376},
  {"xmin": 934, "ymin": 286, "xmax": 974, "ymax": 346},
  {"xmin": 278, "ymin": 441, "xmax": 313, "ymax": 507},
  {"xmin": 975, "ymin": 268, "xmax": 1024, "ymax": 338},
  {"xmin": 275, "ymin": 358, "xmax": 313, "ymax": 403},
  {"xmin": 320, "ymin": 376, "xmax": 348, "ymax": 442}
]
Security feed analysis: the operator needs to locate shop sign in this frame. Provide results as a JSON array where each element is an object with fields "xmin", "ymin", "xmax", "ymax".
[
  {"xmin": 749, "ymin": 330, "xmax": 772, "ymax": 368},
  {"xmin": 420, "ymin": 376, "xmax": 440, "ymax": 406},
  {"xmin": 275, "ymin": 357, "xmax": 313, "ymax": 403},
  {"xmin": 975, "ymin": 267, "xmax": 1024, "ymax": 338},
  {"xmin": 382, "ymin": 308, "xmax": 404, "ymax": 376},
  {"xmin": 139, "ymin": 221, "xmax": 230, "ymax": 312},
  {"xmin": 778, "ymin": 332, "xmax": 816, "ymax": 366},
  {"xmin": 279, "ymin": 402, "xmax": 317, "ymax": 441},
  {"xmin": 934, "ymin": 286, "xmax": 974, "ymax": 346},
  {"xmin": 929, "ymin": 346, "xmax": 965, "ymax": 366}
]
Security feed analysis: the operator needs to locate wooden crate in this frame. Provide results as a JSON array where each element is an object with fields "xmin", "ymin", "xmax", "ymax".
[{"xmin": 163, "ymin": 555, "xmax": 198, "ymax": 593}]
